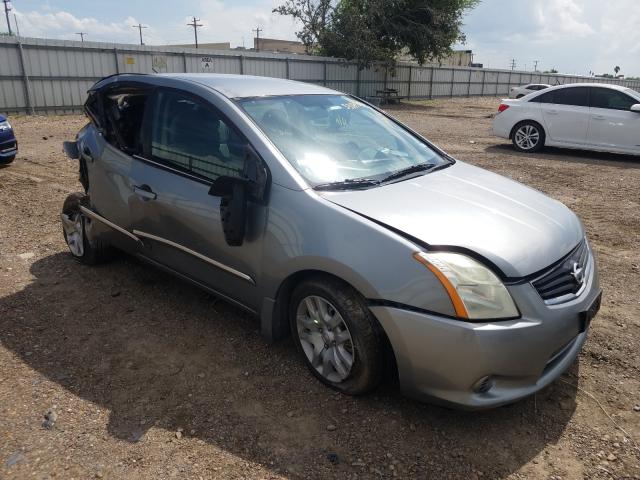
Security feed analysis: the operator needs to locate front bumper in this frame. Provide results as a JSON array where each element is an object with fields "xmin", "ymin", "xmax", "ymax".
[
  {"xmin": 0, "ymin": 134, "xmax": 17, "ymax": 159},
  {"xmin": 371, "ymin": 251, "xmax": 600, "ymax": 410}
]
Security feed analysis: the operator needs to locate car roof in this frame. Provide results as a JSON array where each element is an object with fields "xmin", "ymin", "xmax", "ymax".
[
  {"xmin": 522, "ymin": 82, "xmax": 640, "ymax": 101},
  {"xmin": 544, "ymin": 82, "xmax": 632, "ymax": 92},
  {"xmin": 105, "ymin": 73, "xmax": 338, "ymax": 99}
]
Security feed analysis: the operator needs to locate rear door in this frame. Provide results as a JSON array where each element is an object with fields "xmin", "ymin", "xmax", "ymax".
[
  {"xmin": 129, "ymin": 88, "xmax": 266, "ymax": 310},
  {"xmin": 587, "ymin": 87, "xmax": 640, "ymax": 153},
  {"xmin": 532, "ymin": 87, "xmax": 591, "ymax": 145},
  {"xmin": 84, "ymin": 85, "xmax": 151, "ymax": 232}
]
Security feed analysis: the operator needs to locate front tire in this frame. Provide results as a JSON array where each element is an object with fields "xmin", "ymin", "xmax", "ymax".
[
  {"xmin": 290, "ymin": 276, "xmax": 385, "ymax": 395},
  {"xmin": 61, "ymin": 192, "xmax": 112, "ymax": 264},
  {"xmin": 511, "ymin": 121, "xmax": 545, "ymax": 153},
  {"xmin": 0, "ymin": 154, "xmax": 15, "ymax": 165}
]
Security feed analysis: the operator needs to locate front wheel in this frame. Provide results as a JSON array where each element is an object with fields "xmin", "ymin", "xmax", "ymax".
[
  {"xmin": 512, "ymin": 121, "xmax": 545, "ymax": 153},
  {"xmin": 0, "ymin": 154, "xmax": 15, "ymax": 165},
  {"xmin": 290, "ymin": 276, "xmax": 386, "ymax": 395},
  {"xmin": 61, "ymin": 192, "xmax": 112, "ymax": 264}
]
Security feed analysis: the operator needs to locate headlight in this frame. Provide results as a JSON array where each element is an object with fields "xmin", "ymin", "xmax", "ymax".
[
  {"xmin": 413, "ymin": 251, "xmax": 519, "ymax": 320},
  {"xmin": 0, "ymin": 120, "xmax": 11, "ymax": 131}
]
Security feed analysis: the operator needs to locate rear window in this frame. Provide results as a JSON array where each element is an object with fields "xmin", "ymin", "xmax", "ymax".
[
  {"xmin": 553, "ymin": 87, "xmax": 590, "ymax": 107},
  {"xmin": 102, "ymin": 89, "xmax": 150, "ymax": 155},
  {"xmin": 529, "ymin": 91, "xmax": 555, "ymax": 104},
  {"xmin": 530, "ymin": 87, "xmax": 589, "ymax": 107}
]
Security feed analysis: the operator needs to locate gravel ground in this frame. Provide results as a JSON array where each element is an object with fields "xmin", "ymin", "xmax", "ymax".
[{"xmin": 0, "ymin": 97, "xmax": 639, "ymax": 479}]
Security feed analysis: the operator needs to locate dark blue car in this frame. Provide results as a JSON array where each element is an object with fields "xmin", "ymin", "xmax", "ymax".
[{"xmin": 0, "ymin": 114, "xmax": 18, "ymax": 164}]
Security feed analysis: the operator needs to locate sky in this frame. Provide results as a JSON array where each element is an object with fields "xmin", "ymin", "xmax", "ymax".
[{"xmin": 4, "ymin": 0, "xmax": 640, "ymax": 77}]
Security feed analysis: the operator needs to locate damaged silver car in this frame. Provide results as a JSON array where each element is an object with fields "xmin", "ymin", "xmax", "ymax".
[{"xmin": 61, "ymin": 74, "xmax": 601, "ymax": 409}]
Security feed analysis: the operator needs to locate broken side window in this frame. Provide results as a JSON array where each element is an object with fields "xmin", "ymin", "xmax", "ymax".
[{"xmin": 103, "ymin": 89, "xmax": 149, "ymax": 156}]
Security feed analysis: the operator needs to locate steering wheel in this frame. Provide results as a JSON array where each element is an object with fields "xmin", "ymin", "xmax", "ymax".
[{"xmin": 357, "ymin": 147, "xmax": 391, "ymax": 162}]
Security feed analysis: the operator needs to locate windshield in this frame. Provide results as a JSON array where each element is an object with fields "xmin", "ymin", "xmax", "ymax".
[{"xmin": 237, "ymin": 94, "xmax": 450, "ymax": 188}]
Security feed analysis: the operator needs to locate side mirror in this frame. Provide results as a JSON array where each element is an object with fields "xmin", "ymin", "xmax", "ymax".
[
  {"xmin": 63, "ymin": 140, "xmax": 79, "ymax": 159},
  {"xmin": 209, "ymin": 146, "xmax": 269, "ymax": 247},
  {"xmin": 631, "ymin": 104, "xmax": 640, "ymax": 113}
]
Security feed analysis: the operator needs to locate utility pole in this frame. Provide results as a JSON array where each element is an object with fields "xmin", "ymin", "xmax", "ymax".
[
  {"xmin": 3, "ymin": 0, "xmax": 13, "ymax": 35},
  {"xmin": 510, "ymin": 58, "xmax": 516, "ymax": 70},
  {"xmin": 533, "ymin": 60, "xmax": 539, "ymax": 72},
  {"xmin": 252, "ymin": 26, "xmax": 262, "ymax": 51},
  {"xmin": 187, "ymin": 16, "xmax": 202, "ymax": 48},
  {"xmin": 76, "ymin": 32, "xmax": 87, "ymax": 42},
  {"xmin": 132, "ymin": 23, "xmax": 147, "ymax": 45}
]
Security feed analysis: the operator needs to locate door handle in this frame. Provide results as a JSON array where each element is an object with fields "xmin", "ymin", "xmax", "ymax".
[
  {"xmin": 133, "ymin": 184, "xmax": 157, "ymax": 200},
  {"xmin": 592, "ymin": 115, "xmax": 606, "ymax": 121},
  {"xmin": 547, "ymin": 110, "xmax": 559, "ymax": 115}
]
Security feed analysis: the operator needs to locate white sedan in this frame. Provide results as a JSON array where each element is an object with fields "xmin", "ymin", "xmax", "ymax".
[
  {"xmin": 508, "ymin": 83, "xmax": 551, "ymax": 99},
  {"xmin": 493, "ymin": 83, "xmax": 640, "ymax": 155}
]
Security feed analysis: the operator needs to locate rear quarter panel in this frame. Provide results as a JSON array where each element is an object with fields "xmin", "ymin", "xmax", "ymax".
[{"xmin": 493, "ymin": 101, "xmax": 543, "ymax": 139}]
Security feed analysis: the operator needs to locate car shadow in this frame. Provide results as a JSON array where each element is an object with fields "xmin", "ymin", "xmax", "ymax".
[
  {"xmin": 0, "ymin": 252, "xmax": 580, "ymax": 478},
  {"xmin": 485, "ymin": 144, "xmax": 640, "ymax": 169}
]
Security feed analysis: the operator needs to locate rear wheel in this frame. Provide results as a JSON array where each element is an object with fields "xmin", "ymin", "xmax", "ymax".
[
  {"xmin": 61, "ymin": 192, "xmax": 112, "ymax": 264},
  {"xmin": 290, "ymin": 276, "xmax": 385, "ymax": 395},
  {"xmin": 0, "ymin": 154, "xmax": 15, "ymax": 165},
  {"xmin": 512, "ymin": 121, "xmax": 545, "ymax": 153}
]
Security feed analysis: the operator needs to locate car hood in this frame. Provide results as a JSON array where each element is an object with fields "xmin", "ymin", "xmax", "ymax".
[{"xmin": 319, "ymin": 161, "xmax": 583, "ymax": 278}]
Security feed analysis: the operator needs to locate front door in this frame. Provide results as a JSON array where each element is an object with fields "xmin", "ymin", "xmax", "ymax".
[
  {"xmin": 587, "ymin": 87, "xmax": 640, "ymax": 154},
  {"xmin": 129, "ymin": 88, "xmax": 266, "ymax": 310}
]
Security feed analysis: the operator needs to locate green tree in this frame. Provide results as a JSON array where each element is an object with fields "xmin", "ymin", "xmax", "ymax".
[
  {"xmin": 274, "ymin": 0, "xmax": 478, "ymax": 68},
  {"xmin": 614, "ymin": 65, "xmax": 620, "ymax": 76},
  {"xmin": 272, "ymin": 0, "xmax": 336, "ymax": 53}
]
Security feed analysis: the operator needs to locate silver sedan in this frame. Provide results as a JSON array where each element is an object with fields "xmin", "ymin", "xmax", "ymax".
[{"xmin": 60, "ymin": 74, "xmax": 601, "ymax": 409}]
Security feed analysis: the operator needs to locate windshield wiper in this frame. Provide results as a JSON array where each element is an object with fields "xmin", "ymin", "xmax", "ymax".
[
  {"xmin": 314, "ymin": 178, "xmax": 381, "ymax": 191},
  {"xmin": 379, "ymin": 163, "xmax": 437, "ymax": 183}
]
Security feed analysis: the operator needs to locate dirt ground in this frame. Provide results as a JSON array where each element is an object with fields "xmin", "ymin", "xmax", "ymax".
[{"xmin": 1, "ymin": 97, "xmax": 639, "ymax": 480}]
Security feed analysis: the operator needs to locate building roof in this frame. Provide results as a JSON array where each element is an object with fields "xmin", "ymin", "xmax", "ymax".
[{"xmin": 159, "ymin": 73, "xmax": 338, "ymax": 98}]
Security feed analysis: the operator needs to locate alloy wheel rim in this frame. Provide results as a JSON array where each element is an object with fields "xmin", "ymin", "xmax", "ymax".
[
  {"xmin": 61, "ymin": 211, "xmax": 84, "ymax": 257},
  {"xmin": 296, "ymin": 295, "xmax": 355, "ymax": 383},
  {"xmin": 515, "ymin": 125, "xmax": 540, "ymax": 150}
]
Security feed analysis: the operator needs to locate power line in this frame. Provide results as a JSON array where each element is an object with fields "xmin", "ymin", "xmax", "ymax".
[
  {"xmin": 187, "ymin": 16, "xmax": 203, "ymax": 48},
  {"xmin": 3, "ymin": 0, "xmax": 12, "ymax": 35},
  {"xmin": 132, "ymin": 23, "xmax": 148, "ymax": 45},
  {"xmin": 253, "ymin": 26, "xmax": 263, "ymax": 51},
  {"xmin": 76, "ymin": 32, "xmax": 87, "ymax": 42}
]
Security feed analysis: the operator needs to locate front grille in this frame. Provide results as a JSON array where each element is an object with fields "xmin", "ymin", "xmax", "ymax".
[
  {"xmin": 532, "ymin": 240, "xmax": 589, "ymax": 303},
  {"xmin": 1, "ymin": 141, "xmax": 16, "ymax": 153}
]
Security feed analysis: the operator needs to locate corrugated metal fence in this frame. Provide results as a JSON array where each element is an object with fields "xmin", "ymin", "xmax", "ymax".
[{"xmin": 1, "ymin": 36, "xmax": 639, "ymax": 115}]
